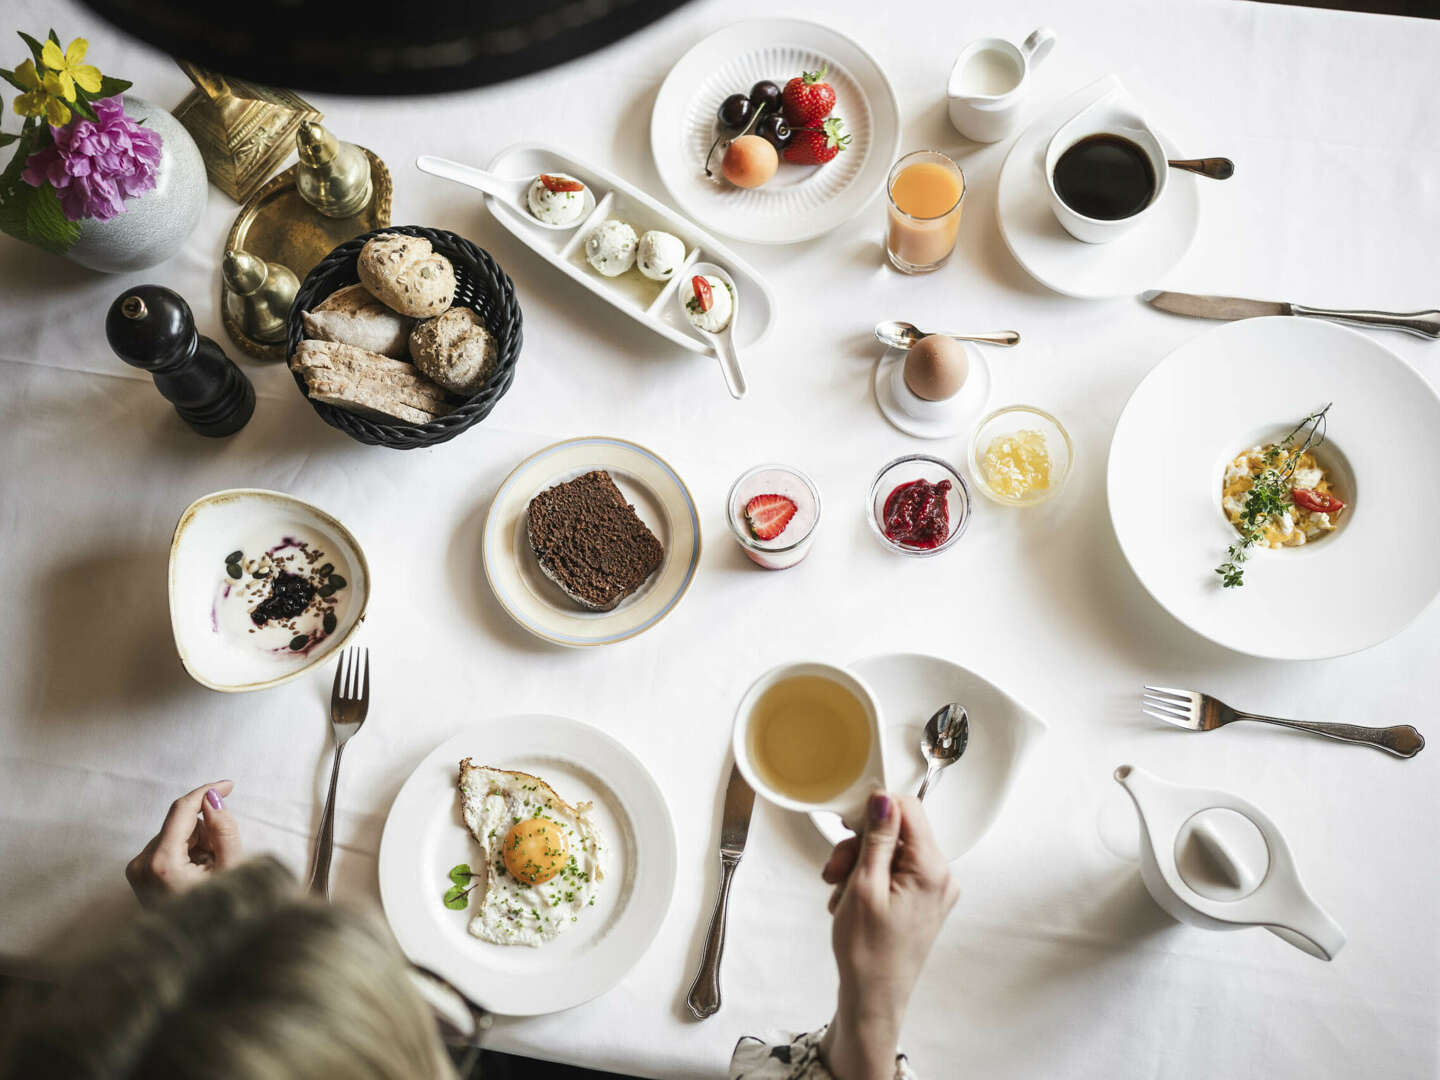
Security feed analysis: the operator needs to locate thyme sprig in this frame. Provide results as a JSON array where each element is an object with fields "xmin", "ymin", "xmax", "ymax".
[{"xmin": 1216, "ymin": 403, "xmax": 1332, "ymax": 589}]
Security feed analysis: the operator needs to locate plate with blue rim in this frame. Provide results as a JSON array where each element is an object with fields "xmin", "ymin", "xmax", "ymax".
[{"xmin": 483, "ymin": 436, "xmax": 701, "ymax": 647}]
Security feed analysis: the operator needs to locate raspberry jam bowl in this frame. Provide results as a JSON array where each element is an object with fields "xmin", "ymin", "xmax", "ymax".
[
  {"xmin": 868, "ymin": 455, "xmax": 970, "ymax": 557},
  {"xmin": 727, "ymin": 464, "xmax": 822, "ymax": 570}
]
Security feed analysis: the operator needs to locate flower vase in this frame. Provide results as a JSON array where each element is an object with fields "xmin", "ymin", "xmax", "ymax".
[{"xmin": 63, "ymin": 97, "xmax": 208, "ymax": 273}]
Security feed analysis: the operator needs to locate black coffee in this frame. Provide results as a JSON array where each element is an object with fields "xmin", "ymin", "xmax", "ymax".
[{"xmin": 1053, "ymin": 134, "xmax": 1156, "ymax": 221}]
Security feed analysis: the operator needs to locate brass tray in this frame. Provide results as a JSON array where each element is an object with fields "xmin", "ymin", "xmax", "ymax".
[{"xmin": 222, "ymin": 146, "xmax": 393, "ymax": 361}]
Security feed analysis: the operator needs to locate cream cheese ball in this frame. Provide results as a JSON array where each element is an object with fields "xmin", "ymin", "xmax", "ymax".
[
  {"xmin": 903, "ymin": 334, "xmax": 969, "ymax": 401},
  {"xmin": 683, "ymin": 274, "xmax": 734, "ymax": 334},
  {"xmin": 585, "ymin": 219, "xmax": 638, "ymax": 277},
  {"xmin": 526, "ymin": 173, "xmax": 588, "ymax": 226},
  {"xmin": 635, "ymin": 230, "xmax": 686, "ymax": 282}
]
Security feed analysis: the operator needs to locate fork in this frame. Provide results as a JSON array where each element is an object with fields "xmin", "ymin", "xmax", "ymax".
[
  {"xmin": 1142, "ymin": 685, "xmax": 1424, "ymax": 759},
  {"xmin": 307, "ymin": 647, "xmax": 370, "ymax": 896}
]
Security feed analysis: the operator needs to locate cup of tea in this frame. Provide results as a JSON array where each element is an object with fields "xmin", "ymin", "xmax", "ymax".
[
  {"xmin": 946, "ymin": 27, "xmax": 1057, "ymax": 144},
  {"xmin": 732, "ymin": 661, "xmax": 887, "ymax": 826},
  {"xmin": 1043, "ymin": 94, "xmax": 1168, "ymax": 243}
]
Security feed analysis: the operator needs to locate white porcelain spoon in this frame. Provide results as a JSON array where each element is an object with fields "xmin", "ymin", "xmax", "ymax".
[
  {"xmin": 414, "ymin": 156, "xmax": 596, "ymax": 230},
  {"xmin": 679, "ymin": 262, "xmax": 746, "ymax": 399}
]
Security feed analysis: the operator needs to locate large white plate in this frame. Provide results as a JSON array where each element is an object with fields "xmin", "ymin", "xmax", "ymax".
[
  {"xmin": 377, "ymin": 714, "xmax": 677, "ymax": 1016},
  {"xmin": 812, "ymin": 653, "xmax": 1047, "ymax": 860},
  {"xmin": 1107, "ymin": 316, "xmax": 1440, "ymax": 659},
  {"xmin": 996, "ymin": 75, "xmax": 1199, "ymax": 299},
  {"xmin": 650, "ymin": 19, "xmax": 901, "ymax": 245},
  {"xmin": 483, "ymin": 437, "xmax": 701, "ymax": 647},
  {"xmin": 478, "ymin": 142, "xmax": 775, "ymax": 366}
]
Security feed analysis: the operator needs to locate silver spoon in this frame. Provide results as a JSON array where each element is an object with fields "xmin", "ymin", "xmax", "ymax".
[
  {"xmin": 875, "ymin": 320, "xmax": 1020, "ymax": 350},
  {"xmin": 1167, "ymin": 157, "xmax": 1234, "ymax": 180},
  {"xmin": 415, "ymin": 156, "xmax": 597, "ymax": 230},
  {"xmin": 917, "ymin": 703, "xmax": 969, "ymax": 801}
]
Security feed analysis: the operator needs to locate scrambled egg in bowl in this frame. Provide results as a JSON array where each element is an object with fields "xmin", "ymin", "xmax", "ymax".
[{"xmin": 1222, "ymin": 444, "xmax": 1344, "ymax": 548}]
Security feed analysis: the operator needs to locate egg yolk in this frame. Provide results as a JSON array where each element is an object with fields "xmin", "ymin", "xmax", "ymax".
[{"xmin": 502, "ymin": 818, "xmax": 569, "ymax": 885}]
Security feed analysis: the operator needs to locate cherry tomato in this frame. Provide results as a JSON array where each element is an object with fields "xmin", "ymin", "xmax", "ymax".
[
  {"xmin": 539, "ymin": 173, "xmax": 584, "ymax": 193},
  {"xmin": 1292, "ymin": 488, "xmax": 1344, "ymax": 514},
  {"xmin": 691, "ymin": 275, "xmax": 713, "ymax": 312}
]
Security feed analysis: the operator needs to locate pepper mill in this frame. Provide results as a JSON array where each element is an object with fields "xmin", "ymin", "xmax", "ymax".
[
  {"xmin": 106, "ymin": 285, "xmax": 255, "ymax": 437},
  {"xmin": 295, "ymin": 120, "xmax": 372, "ymax": 218},
  {"xmin": 222, "ymin": 248, "xmax": 298, "ymax": 345}
]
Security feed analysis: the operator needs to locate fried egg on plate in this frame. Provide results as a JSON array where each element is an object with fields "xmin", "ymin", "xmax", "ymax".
[{"xmin": 458, "ymin": 759, "xmax": 604, "ymax": 947}]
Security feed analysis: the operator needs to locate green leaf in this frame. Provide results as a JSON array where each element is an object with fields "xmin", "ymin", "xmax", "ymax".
[
  {"xmin": 442, "ymin": 884, "xmax": 469, "ymax": 910},
  {"xmin": 448, "ymin": 863, "xmax": 473, "ymax": 885},
  {"xmin": 46, "ymin": 29, "xmax": 60, "ymax": 46},
  {"xmin": 95, "ymin": 75, "xmax": 131, "ymax": 99},
  {"xmin": 0, "ymin": 68, "xmax": 23, "ymax": 92},
  {"xmin": 0, "ymin": 133, "xmax": 16, "ymax": 148},
  {"xmin": 68, "ymin": 97, "xmax": 96, "ymax": 123},
  {"xmin": 0, "ymin": 180, "xmax": 80, "ymax": 256},
  {"xmin": 16, "ymin": 32, "xmax": 45, "ymax": 66}
]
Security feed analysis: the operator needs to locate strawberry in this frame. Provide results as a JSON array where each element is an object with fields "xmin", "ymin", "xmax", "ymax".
[
  {"xmin": 539, "ymin": 173, "xmax": 584, "ymax": 193},
  {"xmin": 783, "ymin": 117, "xmax": 850, "ymax": 166},
  {"xmin": 744, "ymin": 494, "xmax": 797, "ymax": 541},
  {"xmin": 781, "ymin": 66, "xmax": 837, "ymax": 127}
]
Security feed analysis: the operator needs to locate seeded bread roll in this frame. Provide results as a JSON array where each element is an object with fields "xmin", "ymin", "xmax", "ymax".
[
  {"xmin": 356, "ymin": 233, "xmax": 455, "ymax": 318},
  {"xmin": 291, "ymin": 338, "xmax": 451, "ymax": 425},
  {"xmin": 409, "ymin": 307, "xmax": 498, "ymax": 396},
  {"xmin": 301, "ymin": 283, "xmax": 412, "ymax": 358}
]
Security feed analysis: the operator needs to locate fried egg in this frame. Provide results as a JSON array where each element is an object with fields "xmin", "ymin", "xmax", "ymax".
[{"xmin": 458, "ymin": 759, "xmax": 603, "ymax": 947}]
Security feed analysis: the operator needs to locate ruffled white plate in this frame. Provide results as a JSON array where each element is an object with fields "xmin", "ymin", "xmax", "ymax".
[
  {"xmin": 483, "ymin": 437, "xmax": 701, "ymax": 647},
  {"xmin": 996, "ymin": 75, "xmax": 1200, "ymax": 299},
  {"xmin": 378, "ymin": 714, "xmax": 677, "ymax": 1016},
  {"xmin": 650, "ymin": 18, "xmax": 901, "ymax": 245},
  {"xmin": 1108, "ymin": 316, "xmax": 1440, "ymax": 659},
  {"xmin": 811, "ymin": 652, "xmax": 1046, "ymax": 861}
]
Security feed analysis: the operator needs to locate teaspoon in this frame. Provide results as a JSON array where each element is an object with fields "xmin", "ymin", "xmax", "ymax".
[
  {"xmin": 1167, "ymin": 157, "xmax": 1234, "ymax": 180},
  {"xmin": 415, "ymin": 156, "xmax": 597, "ymax": 230},
  {"xmin": 876, "ymin": 320, "xmax": 1020, "ymax": 350},
  {"xmin": 917, "ymin": 703, "xmax": 970, "ymax": 801}
]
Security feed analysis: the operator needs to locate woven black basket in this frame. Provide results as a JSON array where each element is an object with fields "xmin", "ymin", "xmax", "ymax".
[{"xmin": 287, "ymin": 225, "xmax": 522, "ymax": 449}]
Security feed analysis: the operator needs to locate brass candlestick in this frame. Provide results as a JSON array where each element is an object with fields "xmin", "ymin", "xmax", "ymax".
[
  {"xmin": 172, "ymin": 60, "xmax": 322, "ymax": 202},
  {"xmin": 295, "ymin": 121, "xmax": 373, "ymax": 219}
]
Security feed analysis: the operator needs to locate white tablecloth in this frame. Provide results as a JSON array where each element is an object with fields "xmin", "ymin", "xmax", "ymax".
[{"xmin": 3, "ymin": 1, "xmax": 1438, "ymax": 1076}]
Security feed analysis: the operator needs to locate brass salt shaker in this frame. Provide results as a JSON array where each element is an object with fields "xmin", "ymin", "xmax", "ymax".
[
  {"xmin": 295, "ymin": 120, "xmax": 373, "ymax": 218},
  {"xmin": 222, "ymin": 249, "xmax": 299, "ymax": 345}
]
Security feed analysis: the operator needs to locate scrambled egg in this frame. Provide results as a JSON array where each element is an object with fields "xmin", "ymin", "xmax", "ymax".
[{"xmin": 1222, "ymin": 445, "xmax": 1341, "ymax": 548}]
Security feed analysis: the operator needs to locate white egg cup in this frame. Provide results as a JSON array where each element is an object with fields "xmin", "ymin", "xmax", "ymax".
[{"xmin": 873, "ymin": 342, "xmax": 992, "ymax": 439}]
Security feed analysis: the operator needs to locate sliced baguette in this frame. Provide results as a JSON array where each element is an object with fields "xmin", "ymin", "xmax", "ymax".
[{"xmin": 292, "ymin": 339, "xmax": 452, "ymax": 425}]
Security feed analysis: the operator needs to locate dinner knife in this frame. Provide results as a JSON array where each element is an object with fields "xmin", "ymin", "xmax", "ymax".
[
  {"xmin": 686, "ymin": 763, "xmax": 754, "ymax": 1020},
  {"xmin": 1141, "ymin": 290, "xmax": 1440, "ymax": 339}
]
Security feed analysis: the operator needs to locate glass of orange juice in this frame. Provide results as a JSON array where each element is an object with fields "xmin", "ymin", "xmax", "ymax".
[{"xmin": 885, "ymin": 150, "xmax": 966, "ymax": 273}]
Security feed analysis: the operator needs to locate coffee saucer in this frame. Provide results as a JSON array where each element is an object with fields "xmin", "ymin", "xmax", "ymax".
[
  {"xmin": 873, "ymin": 345, "xmax": 991, "ymax": 440},
  {"xmin": 995, "ymin": 74, "xmax": 1200, "ymax": 299}
]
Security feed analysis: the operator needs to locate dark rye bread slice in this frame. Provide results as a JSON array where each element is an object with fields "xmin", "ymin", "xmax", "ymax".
[{"xmin": 526, "ymin": 470, "xmax": 665, "ymax": 612}]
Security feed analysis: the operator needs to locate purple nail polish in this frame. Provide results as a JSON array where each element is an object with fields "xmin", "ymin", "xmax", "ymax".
[
  {"xmin": 206, "ymin": 788, "xmax": 223, "ymax": 810},
  {"xmin": 869, "ymin": 792, "xmax": 891, "ymax": 824}
]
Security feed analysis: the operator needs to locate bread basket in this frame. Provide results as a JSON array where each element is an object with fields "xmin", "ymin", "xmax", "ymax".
[{"xmin": 287, "ymin": 225, "xmax": 522, "ymax": 449}]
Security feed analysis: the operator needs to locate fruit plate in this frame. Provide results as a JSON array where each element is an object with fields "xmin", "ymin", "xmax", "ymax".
[
  {"xmin": 1107, "ymin": 316, "xmax": 1440, "ymax": 659},
  {"xmin": 473, "ymin": 142, "xmax": 775, "ymax": 368},
  {"xmin": 650, "ymin": 18, "xmax": 901, "ymax": 245},
  {"xmin": 378, "ymin": 714, "xmax": 678, "ymax": 1016},
  {"xmin": 811, "ymin": 652, "xmax": 1046, "ymax": 861},
  {"xmin": 483, "ymin": 437, "xmax": 701, "ymax": 647}
]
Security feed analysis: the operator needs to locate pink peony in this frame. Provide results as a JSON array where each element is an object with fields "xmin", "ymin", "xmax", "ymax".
[{"xmin": 21, "ymin": 95, "xmax": 163, "ymax": 222}]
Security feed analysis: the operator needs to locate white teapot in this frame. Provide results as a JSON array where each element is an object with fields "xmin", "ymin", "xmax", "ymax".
[{"xmin": 1114, "ymin": 764, "xmax": 1346, "ymax": 960}]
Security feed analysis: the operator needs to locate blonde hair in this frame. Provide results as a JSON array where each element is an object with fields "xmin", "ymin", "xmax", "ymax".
[{"xmin": 1, "ymin": 857, "xmax": 452, "ymax": 1079}]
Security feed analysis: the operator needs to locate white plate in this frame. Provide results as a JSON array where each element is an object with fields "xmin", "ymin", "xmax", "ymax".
[
  {"xmin": 483, "ymin": 437, "xmax": 701, "ymax": 647},
  {"xmin": 1107, "ymin": 316, "xmax": 1440, "ymax": 659},
  {"xmin": 377, "ymin": 714, "xmax": 677, "ymax": 1016},
  {"xmin": 168, "ymin": 489, "xmax": 369, "ymax": 693},
  {"xmin": 996, "ymin": 75, "xmax": 1200, "ymax": 299},
  {"xmin": 650, "ymin": 19, "xmax": 901, "ymax": 245},
  {"xmin": 811, "ymin": 653, "xmax": 1046, "ymax": 860},
  {"xmin": 478, "ymin": 143, "xmax": 775, "ymax": 365}
]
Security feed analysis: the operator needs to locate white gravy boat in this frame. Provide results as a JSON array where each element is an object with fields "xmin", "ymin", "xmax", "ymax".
[{"xmin": 1115, "ymin": 765, "xmax": 1346, "ymax": 960}]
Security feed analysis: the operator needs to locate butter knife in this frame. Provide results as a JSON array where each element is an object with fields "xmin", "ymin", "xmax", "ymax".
[
  {"xmin": 686, "ymin": 763, "xmax": 754, "ymax": 1020},
  {"xmin": 1142, "ymin": 290, "xmax": 1440, "ymax": 340}
]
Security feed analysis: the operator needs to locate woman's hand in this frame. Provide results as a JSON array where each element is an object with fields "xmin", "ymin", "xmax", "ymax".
[
  {"xmin": 125, "ymin": 781, "xmax": 242, "ymax": 904},
  {"xmin": 818, "ymin": 791, "xmax": 959, "ymax": 1080}
]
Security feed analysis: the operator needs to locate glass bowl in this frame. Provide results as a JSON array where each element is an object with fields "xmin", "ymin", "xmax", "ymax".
[
  {"xmin": 727, "ymin": 464, "xmax": 822, "ymax": 570},
  {"xmin": 969, "ymin": 406, "xmax": 1073, "ymax": 507},
  {"xmin": 867, "ymin": 455, "xmax": 971, "ymax": 557}
]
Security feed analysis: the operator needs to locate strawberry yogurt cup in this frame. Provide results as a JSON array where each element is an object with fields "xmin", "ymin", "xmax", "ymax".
[{"xmin": 727, "ymin": 464, "xmax": 821, "ymax": 570}]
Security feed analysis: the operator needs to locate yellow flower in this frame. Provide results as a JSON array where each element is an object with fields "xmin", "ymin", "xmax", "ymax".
[
  {"xmin": 11, "ymin": 58, "xmax": 71, "ymax": 125},
  {"xmin": 40, "ymin": 37, "xmax": 102, "ymax": 101}
]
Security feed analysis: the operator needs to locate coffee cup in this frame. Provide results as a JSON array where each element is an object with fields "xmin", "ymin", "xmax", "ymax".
[
  {"xmin": 732, "ymin": 661, "xmax": 887, "ymax": 827},
  {"xmin": 1044, "ymin": 92, "xmax": 1168, "ymax": 243},
  {"xmin": 946, "ymin": 27, "xmax": 1057, "ymax": 144}
]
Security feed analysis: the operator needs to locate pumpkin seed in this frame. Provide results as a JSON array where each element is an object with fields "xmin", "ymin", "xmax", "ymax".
[
  {"xmin": 318, "ymin": 583, "xmax": 336, "ymax": 598},
  {"xmin": 318, "ymin": 563, "xmax": 334, "ymax": 577},
  {"xmin": 289, "ymin": 635, "xmax": 309, "ymax": 651},
  {"xmin": 226, "ymin": 563, "xmax": 242, "ymax": 580},
  {"xmin": 225, "ymin": 550, "xmax": 243, "ymax": 564},
  {"xmin": 323, "ymin": 612, "xmax": 337, "ymax": 634},
  {"xmin": 328, "ymin": 575, "xmax": 348, "ymax": 590}
]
